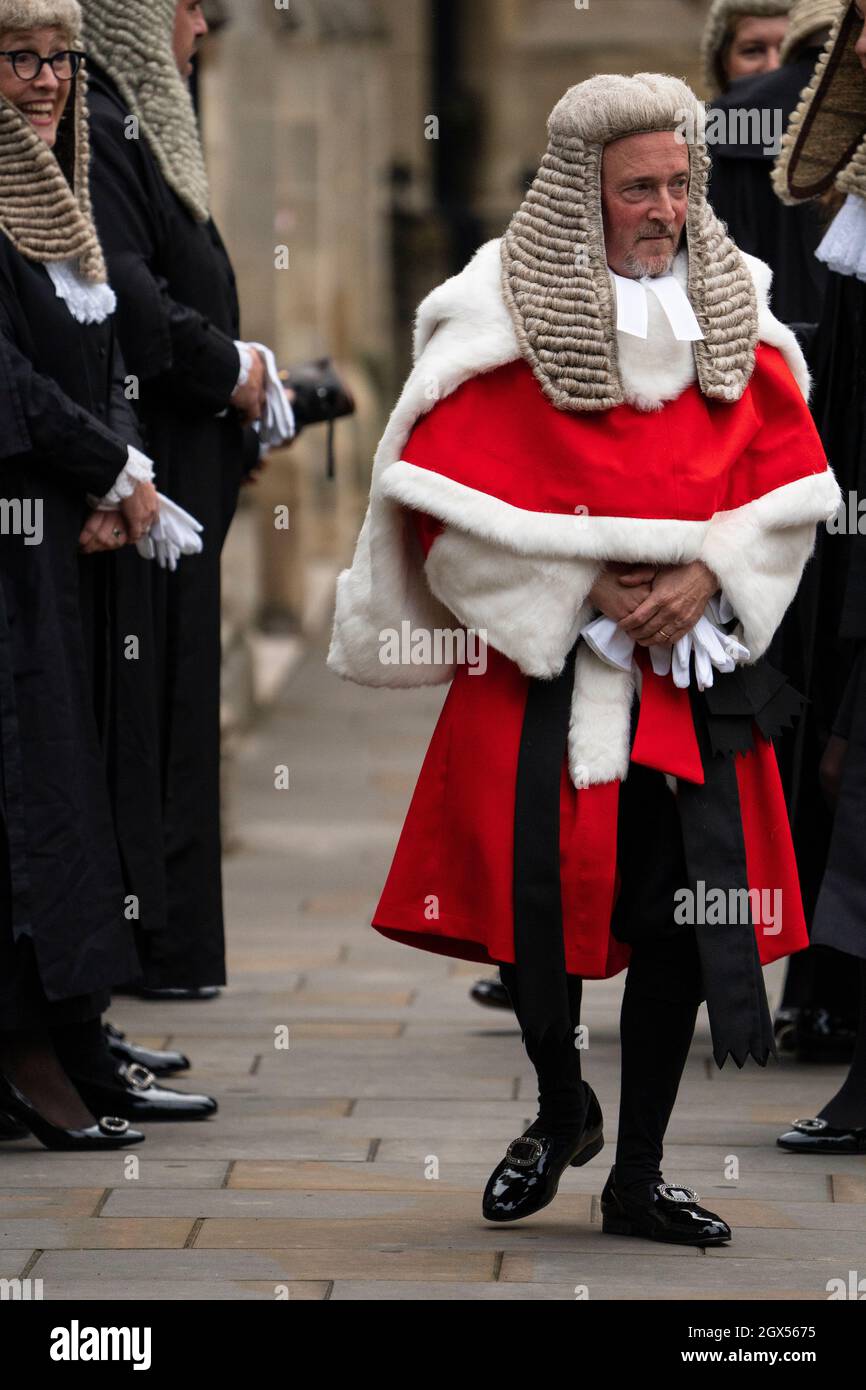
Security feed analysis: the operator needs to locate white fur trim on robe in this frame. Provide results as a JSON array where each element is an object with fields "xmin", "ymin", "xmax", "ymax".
[
  {"xmin": 422, "ymin": 525, "xmax": 639, "ymax": 787},
  {"xmin": 327, "ymin": 237, "xmax": 840, "ymax": 787},
  {"xmin": 424, "ymin": 528, "xmax": 601, "ymax": 680}
]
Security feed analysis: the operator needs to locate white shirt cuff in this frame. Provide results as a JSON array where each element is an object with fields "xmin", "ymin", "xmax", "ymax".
[
  {"xmin": 90, "ymin": 445, "xmax": 155, "ymax": 509},
  {"xmin": 234, "ymin": 340, "xmax": 253, "ymax": 392}
]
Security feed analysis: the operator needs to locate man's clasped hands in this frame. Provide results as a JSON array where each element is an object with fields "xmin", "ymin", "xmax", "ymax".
[{"xmin": 589, "ymin": 559, "xmax": 720, "ymax": 647}]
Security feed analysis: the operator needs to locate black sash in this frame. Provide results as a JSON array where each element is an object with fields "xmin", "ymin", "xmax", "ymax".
[
  {"xmin": 678, "ymin": 684, "xmax": 777, "ymax": 1068},
  {"xmin": 511, "ymin": 640, "xmax": 578, "ymax": 1050}
]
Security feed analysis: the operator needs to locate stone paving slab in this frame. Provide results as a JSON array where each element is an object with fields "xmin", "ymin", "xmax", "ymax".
[
  {"xmin": 327, "ymin": 1279, "xmax": 827, "ymax": 1301},
  {"xmin": 188, "ymin": 1214, "xmax": 655, "ymax": 1251},
  {"xmin": 369, "ymin": 1132, "xmax": 815, "ymax": 1164},
  {"xmin": 501, "ymin": 1250, "xmax": 846, "ymax": 1297},
  {"xmin": 227, "ymin": 1160, "xmax": 484, "ymax": 1191},
  {"xmin": 97, "ymin": 1184, "xmax": 866, "ymax": 1230},
  {"xmin": 0, "ymin": 1188, "xmax": 103, "ymax": 1219},
  {"xmin": 32, "ymin": 1248, "xmax": 498, "ymax": 1282},
  {"xmin": 81, "ymin": 1131, "xmax": 374, "ymax": 1161},
  {"xmin": 100, "ymin": 1188, "xmax": 595, "ymax": 1222},
  {"xmin": 0, "ymin": 1158, "xmax": 229, "ymax": 1188},
  {"xmin": 0, "ymin": 1252, "xmax": 33, "ymax": 1279},
  {"xmin": 223, "ymin": 1158, "xmax": 834, "ymax": 1202},
  {"xmin": 831, "ymin": 1173, "xmax": 866, "ymax": 1202},
  {"xmin": 179, "ymin": 1110, "xmax": 827, "ymax": 1153},
  {"xmin": 0, "ymin": 1219, "xmax": 194, "ymax": 1249},
  {"xmin": 37, "ymin": 1280, "xmax": 329, "ymax": 1301}
]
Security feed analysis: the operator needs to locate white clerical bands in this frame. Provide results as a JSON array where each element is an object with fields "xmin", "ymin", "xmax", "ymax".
[{"xmin": 611, "ymin": 269, "xmax": 705, "ymax": 341}]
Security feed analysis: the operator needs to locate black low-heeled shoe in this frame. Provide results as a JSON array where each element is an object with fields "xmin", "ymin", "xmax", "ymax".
[
  {"xmin": 0, "ymin": 1073, "xmax": 145, "ymax": 1152},
  {"xmin": 482, "ymin": 1084, "xmax": 604, "ymax": 1223},
  {"xmin": 601, "ymin": 1167, "xmax": 731, "ymax": 1246},
  {"xmin": 777, "ymin": 1116, "xmax": 866, "ymax": 1154},
  {"xmin": 773, "ymin": 1006, "xmax": 800, "ymax": 1055},
  {"xmin": 104, "ymin": 1022, "xmax": 191, "ymax": 1076},
  {"xmin": 469, "ymin": 979, "xmax": 513, "ymax": 1011},
  {"xmin": 0, "ymin": 1108, "xmax": 29, "ymax": 1140},
  {"xmin": 795, "ymin": 1008, "xmax": 857, "ymax": 1064},
  {"xmin": 69, "ymin": 1061, "xmax": 217, "ymax": 1122}
]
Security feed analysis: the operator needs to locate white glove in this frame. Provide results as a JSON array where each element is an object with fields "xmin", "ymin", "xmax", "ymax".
[
  {"xmin": 87, "ymin": 445, "xmax": 155, "ymax": 510},
  {"xmin": 580, "ymin": 595, "xmax": 750, "ymax": 689},
  {"xmin": 135, "ymin": 493, "xmax": 204, "ymax": 571},
  {"xmin": 236, "ymin": 341, "xmax": 296, "ymax": 448},
  {"xmin": 580, "ymin": 616, "xmax": 635, "ymax": 671}
]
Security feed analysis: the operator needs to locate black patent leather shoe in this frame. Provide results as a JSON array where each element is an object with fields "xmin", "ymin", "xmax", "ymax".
[
  {"xmin": 482, "ymin": 1084, "xmax": 604, "ymax": 1222},
  {"xmin": 0, "ymin": 1073, "xmax": 145, "ymax": 1151},
  {"xmin": 773, "ymin": 1006, "xmax": 800, "ymax": 1055},
  {"xmin": 0, "ymin": 1108, "xmax": 29, "ymax": 1140},
  {"xmin": 104, "ymin": 1022, "xmax": 190, "ymax": 1076},
  {"xmin": 470, "ymin": 978, "xmax": 513, "ymax": 1011},
  {"xmin": 777, "ymin": 1116, "xmax": 866, "ymax": 1154},
  {"xmin": 70, "ymin": 1062, "xmax": 217, "ymax": 1122},
  {"xmin": 795, "ymin": 1008, "xmax": 856, "ymax": 1064},
  {"xmin": 601, "ymin": 1167, "xmax": 731, "ymax": 1246}
]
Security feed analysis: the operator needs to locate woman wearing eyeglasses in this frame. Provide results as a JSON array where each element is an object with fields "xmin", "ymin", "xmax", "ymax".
[{"xmin": 0, "ymin": 0, "xmax": 189, "ymax": 1149}]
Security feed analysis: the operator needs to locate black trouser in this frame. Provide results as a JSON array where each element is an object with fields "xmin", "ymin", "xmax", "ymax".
[
  {"xmin": 500, "ymin": 925, "xmax": 704, "ymax": 1190},
  {"xmin": 501, "ymin": 762, "xmax": 707, "ymax": 1190},
  {"xmin": 613, "ymin": 926, "xmax": 704, "ymax": 1191}
]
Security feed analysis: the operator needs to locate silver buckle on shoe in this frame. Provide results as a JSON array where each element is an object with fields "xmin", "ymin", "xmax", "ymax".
[
  {"xmin": 119, "ymin": 1062, "xmax": 155, "ymax": 1091},
  {"xmin": 505, "ymin": 1136, "xmax": 545, "ymax": 1168},
  {"xmin": 792, "ymin": 1116, "xmax": 828, "ymax": 1133},
  {"xmin": 657, "ymin": 1181, "xmax": 699, "ymax": 1203},
  {"xmin": 99, "ymin": 1115, "xmax": 129, "ymax": 1134}
]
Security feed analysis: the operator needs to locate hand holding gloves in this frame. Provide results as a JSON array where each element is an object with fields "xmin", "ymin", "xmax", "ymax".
[
  {"xmin": 235, "ymin": 340, "xmax": 296, "ymax": 448},
  {"xmin": 135, "ymin": 493, "xmax": 204, "ymax": 571},
  {"xmin": 581, "ymin": 593, "xmax": 750, "ymax": 690}
]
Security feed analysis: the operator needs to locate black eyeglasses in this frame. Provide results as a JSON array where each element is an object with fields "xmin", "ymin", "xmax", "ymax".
[{"xmin": 0, "ymin": 50, "xmax": 85, "ymax": 81}]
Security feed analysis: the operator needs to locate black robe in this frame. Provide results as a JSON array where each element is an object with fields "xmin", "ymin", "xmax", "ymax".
[
  {"xmin": 87, "ymin": 66, "xmax": 259, "ymax": 989},
  {"xmin": 0, "ymin": 235, "xmax": 142, "ymax": 1025},
  {"xmin": 78, "ymin": 481, "xmax": 167, "ymax": 985},
  {"xmin": 708, "ymin": 58, "xmax": 857, "ymax": 1023},
  {"xmin": 708, "ymin": 55, "xmax": 829, "ymax": 330},
  {"xmin": 802, "ymin": 270, "xmax": 866, "ymax": 963}
]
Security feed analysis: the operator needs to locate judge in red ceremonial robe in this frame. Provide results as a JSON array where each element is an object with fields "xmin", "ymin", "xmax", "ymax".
[{"xmin": 328, "ymin": 73, "xmax": 840, "ymax": 1247}]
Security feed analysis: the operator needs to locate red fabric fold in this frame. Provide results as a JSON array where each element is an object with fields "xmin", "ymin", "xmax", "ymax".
[
  {"xmin": 630, "ymin": 649, "xmax": 705, "ymax": 784},
  {"xmin": 409, "ymin": 508, "xmax": 444, "ymax": 559}
]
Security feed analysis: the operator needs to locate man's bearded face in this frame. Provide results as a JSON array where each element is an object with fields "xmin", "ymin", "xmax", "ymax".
[{"xmin": 601, "ymin": 131, "xmax": 690, "ymax": 279}]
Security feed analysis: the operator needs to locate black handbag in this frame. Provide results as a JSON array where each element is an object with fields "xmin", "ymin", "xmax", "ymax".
[{"xmin": 279, "ymin": 357, "xmax": 356, "ymax": 478}]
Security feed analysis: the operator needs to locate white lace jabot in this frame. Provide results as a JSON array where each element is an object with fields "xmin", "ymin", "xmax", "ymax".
[
  {"xmin": 45, "ymin": 259, "xmax": 117, "ymax": 325},
  {"xmin": 816, "ymin": 193, "xmax": 866, "ymax": 283}
]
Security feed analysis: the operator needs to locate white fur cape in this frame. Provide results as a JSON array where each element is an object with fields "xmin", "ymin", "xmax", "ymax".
[{"xmin": 327, "ymin": 239, "xmax": 841, "ymax": 788}]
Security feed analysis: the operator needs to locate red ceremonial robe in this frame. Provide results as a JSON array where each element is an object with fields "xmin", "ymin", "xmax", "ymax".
[{"xmin": 370, "ymin": 346, "xmax": 828, "ymax": 980}]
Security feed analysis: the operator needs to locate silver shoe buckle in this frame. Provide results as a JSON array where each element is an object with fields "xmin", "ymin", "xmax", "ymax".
[
  {"xmin": 793, "ymin": 1116, "xmax": 828, "ymax": 1133},
  {"xmin": 99, "ymin": 1115, "xmax": 129, "ymax": 1134},
  {"xmin": 120, "ymin": 1061, "xmax": 155, "ymax": 1091},
  {"xmin": 505, "ymin": 1136, "xmax": 545, "ymax": 1168},
  {"xmin": 657, "ymin": 1181, "xmax": 699, "ymax": 1203}
]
